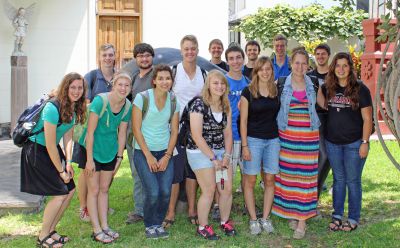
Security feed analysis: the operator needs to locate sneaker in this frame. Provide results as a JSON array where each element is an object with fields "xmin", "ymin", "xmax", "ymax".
[
  {"xmin": 126, "ymin": 212, "xmax": 144, "ymax": 224},
  {"xmin": 211, "ymin": 205, "xmax": 221, "ymax": 221},
  {"xmin": 235, "ymin": 185, "xmax": 242, "ymax": 193},
  {"xmin": 249, "ymin": 220, "xmax": 262, "ymax": 235},
  {"xmin": 155, "ymin": 226, "xmax": 169, "ymax": 239},
  {"xmin": 197, "ymin": 225, "xmax": 219, "ymax": 240},
  {"xmin": 108, "ymin": 207, "xmax": 115, "ymax": 215},
  {"xmin": 79, "ymin": 207, "xmax": 90, "ymax": 222},
  {"xmin": 145, "ymin": 227, "xmax": 158, "ymax": 239},
  {"xmin": 259, "ymin": 218, "xmax": 274, "ymax": 233},
  {"xmin": 220, "ymin": 220, "xmax": 237, "ymax": 236}
]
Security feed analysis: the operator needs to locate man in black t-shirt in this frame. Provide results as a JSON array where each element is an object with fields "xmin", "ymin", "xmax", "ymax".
[
  {"xmin": 306, "ymin": 43, "xmax": 331, "ymax": 200},
  {"xmin": 209, "ymin": 39, "xmax": 229, "ymax": 71},
  {"xmin": 243, "ymin": 40, "xmax": 260, "ymax": 80}
]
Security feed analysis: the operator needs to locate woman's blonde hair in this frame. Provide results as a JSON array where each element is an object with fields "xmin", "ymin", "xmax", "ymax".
[
  {"xmin": 249, "ymin": 56, "xmax": 277, "ymax": 98},
  {"xmin": 201, "ymin": 70, "xmax": 230, "ymax": 114},
  {"xmin": 111, "ymin": 72, "xmax": 132, "ymax": 87}
]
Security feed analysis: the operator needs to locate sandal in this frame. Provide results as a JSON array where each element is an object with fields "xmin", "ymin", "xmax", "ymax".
[
  {"xmin": 162, "ymin": 218, "xmax": 175, "ymax": 229},
  {"xmin": 329, "ymin": 217, "xmax": 342, "ymax": 232},
  {"xmin": 37, "ymin": 233, "xmax": 62, "ymax": 248},
  {"xmin": 91, "ymin": 231, "xmax": 114, "ymax": 244},
  {"xmin": 293, "ymin": 227, "xmax": 306, "ymax": 239},
  {"xmin": 341, "ymin": 221, "xmax": 358, "ymax": 232},
  {"xmin": 188, "ymin": 215, "xmax": 199, "ymax": 225},
  {"xmin": 49, "ymin": 231, "xmax": 69, "ymax": 244},
  {"xmin": 103, "ymin": 228, "xmax": 120, "ymax": 240}
]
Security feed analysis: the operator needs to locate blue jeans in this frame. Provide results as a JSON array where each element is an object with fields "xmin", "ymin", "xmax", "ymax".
[
  {"xmin": 127, "ymin": 145, "xmax": 144, "ymax": 216},
  {"xmin": 133, "ymin": 149, "xmax": 174, "ymax": 228},
  {"xmin": 325, "ymin": 140, "xmax": 367, "ymax": 224},
  {"xmin": 242, "ymin": 136, "xmax": 280, "ymax": 175}
]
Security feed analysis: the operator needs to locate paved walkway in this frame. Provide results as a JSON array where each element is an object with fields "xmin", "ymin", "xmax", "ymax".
[{"xmin": 0, "ymin": 140, "xmax": 43, "ymax": 215}]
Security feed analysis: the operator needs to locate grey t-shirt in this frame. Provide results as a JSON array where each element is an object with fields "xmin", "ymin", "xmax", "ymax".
[
  {"xmin": 126, "ymin": 68, "xmax": 154, "ymax": 148},
  {"xmin": 132, "ymin": 69, "xmax": 154, "ymax": 99}
]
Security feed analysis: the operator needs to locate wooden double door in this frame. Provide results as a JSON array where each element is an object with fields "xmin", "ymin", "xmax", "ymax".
[{"xmin": 97, "ymin": 0, "xmax": 142, "ymax": 69}]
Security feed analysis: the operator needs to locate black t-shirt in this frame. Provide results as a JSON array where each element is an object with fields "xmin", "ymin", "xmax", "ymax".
[
  {"xmin": 322, "ymin": 82, "xmax": 372, "ymax": 144},
  {"xmin": 241, "ymin": 87, "xmax": 279, "ymax": 139},
  {"xmin": 214, "ymin": 61, "xmax": 228, "ymax": 71},
  {"xmin": 243, "ymin": 65, "xmax": 253, "ymax": 80},
  {"xmin": 186, "ymin": 98, "xmax": 227, "ymax": 150},
  {"xmin": 307, "ymin": 69, "xmax": 327, "ymax": 113}
]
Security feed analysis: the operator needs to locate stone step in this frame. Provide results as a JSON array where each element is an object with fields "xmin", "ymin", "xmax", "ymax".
[{"xmin": 0, "ymin": 140, "xmax": 44, "ymax": 216}]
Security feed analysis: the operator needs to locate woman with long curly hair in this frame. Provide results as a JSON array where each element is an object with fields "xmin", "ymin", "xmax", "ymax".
[
  {"xmin": 321, "ymin": 52, "xmax": 373, "ymax": 232},
  {"xmin": 186, "ymin": 70, "xmax": 234, "ymax": 240},
  {"xmin": 240, "ymin": 56, "xmax": 280, "ymax": 235},
  {"xmin": 20, "ymin": 72, "xmax": 86, "ymax": 248}
]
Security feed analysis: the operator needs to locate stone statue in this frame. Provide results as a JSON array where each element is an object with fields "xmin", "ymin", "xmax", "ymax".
[{"xmin": 3, "ymin": 0, "xmax": 36, "ymax": 56}]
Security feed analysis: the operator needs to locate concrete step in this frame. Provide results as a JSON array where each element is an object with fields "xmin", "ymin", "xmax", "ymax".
[{"xmin": 0, "ymin": 140, "xmax": 44, "ymax": 216}]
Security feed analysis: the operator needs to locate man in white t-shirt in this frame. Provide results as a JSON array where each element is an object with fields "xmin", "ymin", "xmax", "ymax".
[{"xmin": 163, "ymin": 35, "xmax": 205, "ymax": 227}]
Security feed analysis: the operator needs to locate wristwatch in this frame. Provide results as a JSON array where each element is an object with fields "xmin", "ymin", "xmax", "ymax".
[{"xmin": 361, "ymin": 139, "xmax": 369, "ymax": 144}]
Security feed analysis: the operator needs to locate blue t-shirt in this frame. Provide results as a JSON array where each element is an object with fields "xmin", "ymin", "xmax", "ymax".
[
  {"xmin": 133, "ymin": 89, "xmax": 180, "ymax": 151},
  {"xmin": 226, "ymin": 75, "xmax": 249, "ymax": 141},
  {"xmin": 28, "ymin": 102, "xmax": 75, "ymax": 146},
  {"xmin": 85, "ymin": 69, "xmax": 113, "ymax": 101},
  {"xmin": 272, "ymin": 55, "xmax": 291, "ymax": 80}
]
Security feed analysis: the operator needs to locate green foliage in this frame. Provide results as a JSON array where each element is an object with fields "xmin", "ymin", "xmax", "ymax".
[
  {"xmin": 376, "ymin": 1, "xmax": 400, "ymax": 43},
  {"xmin": 236, "ymin": 4, "xmax": 368, "ymax": 48}
]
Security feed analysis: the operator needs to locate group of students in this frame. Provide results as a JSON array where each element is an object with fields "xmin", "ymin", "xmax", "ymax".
[{"xmin": 20, "ymin": 33, "xmax": 373, "ymax": 247}]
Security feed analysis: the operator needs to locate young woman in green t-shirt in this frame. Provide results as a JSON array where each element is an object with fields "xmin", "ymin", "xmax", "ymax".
[
  {"xmin": 80, "ymin": 72, "xmax": 132, "ymax": 244},
  {"xmin": 21, "ymin": 72, "xmax": 86, "ymax": 248}
]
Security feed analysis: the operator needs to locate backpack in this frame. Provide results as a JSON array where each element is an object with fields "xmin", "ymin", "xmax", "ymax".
[
  {"xmin": 138, "ymin": 90, "xmax": 177, "ymax": 123},
  {"xmin": 236, "ymin": 90, "xmax": 253, "ymax": 137},
  {"xmin": 177, "ymin": 96, "xmax": 207, "ymax": 147},
  {"xmin": 73, "ymin": 93, "xmax": 131, "ymax": 143},
  {"xmin": 12, "ymin": 96, "xmax": 61, "ymax": 147}
]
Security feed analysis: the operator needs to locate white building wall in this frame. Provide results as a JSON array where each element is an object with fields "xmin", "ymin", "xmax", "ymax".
[
  {"xmin": 143, "ymin": 0, "xmax": 229, "ymax": 59},
  {"xmin": 0, "ymin": 0, "xmax": 229, "ymax": 123},
  {"xmin": 0, "ymin": 0, "xmax": 92, "ymax": 123}
]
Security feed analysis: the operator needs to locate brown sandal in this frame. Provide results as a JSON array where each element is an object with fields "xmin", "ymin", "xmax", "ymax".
[
  {"xmin": 188, "ymin": 215, "xmax": 199, "ymax": 225},
  {"xmin": 329, "ymin": 217, "xmax": 342, "ymax": 231},
  {"xmin": 341, "ymin": 221, "xmax": 358, "ymax": 232},
  {"xmin": 91, "ymin": 231, "xmax": 113, "ymax": 244}
]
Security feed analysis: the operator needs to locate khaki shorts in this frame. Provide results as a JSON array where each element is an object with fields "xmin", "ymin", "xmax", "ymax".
[{"xmin": 231, "ymin": 140, "xmax": 243, "ymax": 178}]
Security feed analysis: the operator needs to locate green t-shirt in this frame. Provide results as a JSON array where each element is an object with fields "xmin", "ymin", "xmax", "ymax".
[
  {"xmin": 80, "ymin": 94, "xmax": 132, "ymax": 163},
  {"xmin": 28, "ymin": 102, "xmax": 75, "ymax": 146},
  {"xmin": 133, "ymin": 89, "xmax": 179, "ymax": 151}
]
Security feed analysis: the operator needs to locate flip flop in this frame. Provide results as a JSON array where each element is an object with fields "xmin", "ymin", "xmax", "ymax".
[
  {"xmin": 162, "ymin": 219, "xmax": 175, "ymax": 228},
  {"xmin": 188, "ymin": 215, "xmax": 199, "ymax": 225}
]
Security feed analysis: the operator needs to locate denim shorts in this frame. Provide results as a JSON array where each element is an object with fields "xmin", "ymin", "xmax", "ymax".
[
  {"xmin": 186, "ymin": 149, "xmax": 225, "ymax": 171},
  {"xmin": 243, "ymin": 136, "xmax": 280, "ymax": 175}
]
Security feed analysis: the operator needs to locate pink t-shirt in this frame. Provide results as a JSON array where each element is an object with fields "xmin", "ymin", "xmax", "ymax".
[{"xmin": 293, "ymin": 90, "xmax": 306, "ymax": 100}]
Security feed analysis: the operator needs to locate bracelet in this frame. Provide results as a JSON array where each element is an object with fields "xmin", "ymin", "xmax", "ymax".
[
  {"xmin": 223, "ymin": 153, "xmax": 232, "ymax": 159},
  {"xmin": 67, "ymin": 159, "xmax": 72, "ymax": 163},
  {"xmin": 165, "ymin": 152, "xmax": 172, "ymax": 158},
  {"xmin": 116, "ymin": 155, "xmax": 123, "ymax": 160},
  {"xmin": 241, "ymin": 145, "xmax": 248, "ymax": 147},
  {"xmin": 210, "ymin": 154, "xmax": 217, "ymax": 162},
  {"xmin": 58, "ymin": 170, "xmax": 64, "ymax": 174}
]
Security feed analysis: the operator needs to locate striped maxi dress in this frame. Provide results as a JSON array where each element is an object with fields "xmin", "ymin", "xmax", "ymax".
[{"xmin": 272, "ymin": 90, "xmax": 319, "ymax": 220}]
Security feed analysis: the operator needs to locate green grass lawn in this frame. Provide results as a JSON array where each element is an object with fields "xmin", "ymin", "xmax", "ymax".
[{"xmin": 1, "ymin": 141, "xmax": 399, "ymax": 247}]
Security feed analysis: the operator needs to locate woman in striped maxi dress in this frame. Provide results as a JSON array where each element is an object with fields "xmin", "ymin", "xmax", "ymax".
[{"xmin": 272, "ymin": 48, "xmax": 323, "ymax": 239}]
